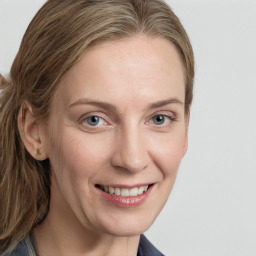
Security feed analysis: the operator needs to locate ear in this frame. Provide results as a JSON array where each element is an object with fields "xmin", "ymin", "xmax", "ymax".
[
  {"xmin": 182, "ymin": 109, "xmax": 190, "ymax": 157},
  {"xmin": 18, "ymin": 101, "xmax": 48, "ymax": 161}
]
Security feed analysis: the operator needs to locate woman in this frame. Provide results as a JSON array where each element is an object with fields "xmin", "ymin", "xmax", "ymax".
[{"xmin": 0, "ymin": 0, "xmax": 194, "ymax": 255}]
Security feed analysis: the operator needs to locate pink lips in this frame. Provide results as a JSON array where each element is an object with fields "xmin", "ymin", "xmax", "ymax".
[{"xmin": 98, "ymin": 185, "xmax": 153, "ymax": 208}]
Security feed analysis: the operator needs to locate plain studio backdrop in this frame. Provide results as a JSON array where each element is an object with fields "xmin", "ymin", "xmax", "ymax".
[{"xmin": 0, "ymin": 1, "xmax": 256, "ymax": 255}]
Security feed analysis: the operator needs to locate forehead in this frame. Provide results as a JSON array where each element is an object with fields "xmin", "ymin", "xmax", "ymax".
[{"xmin": 55, "ymin": 35, "xmax": 185, "ymax": 109}]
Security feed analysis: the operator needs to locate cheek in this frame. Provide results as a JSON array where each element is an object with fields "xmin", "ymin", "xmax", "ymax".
[
  {"xmin": 48, "ymin": 131, "xmax": 101, "ymax": 210},
  {"xmin": 51, "ymin": 129, "xmax": 110, "ymax": 184},
  {"xmin": 149, "ymin": 131, "xmax": 187, "ymax": 177}
]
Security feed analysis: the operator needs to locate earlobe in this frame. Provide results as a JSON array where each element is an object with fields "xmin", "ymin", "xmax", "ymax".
[{"xmin": 18, "ymin": 101, "xmax": 48, "ymax": 161}]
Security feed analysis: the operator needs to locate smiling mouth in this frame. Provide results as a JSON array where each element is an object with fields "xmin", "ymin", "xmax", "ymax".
[{"xmin": 96, "ymin": 184, "xmax": 152, "ymax": 197}]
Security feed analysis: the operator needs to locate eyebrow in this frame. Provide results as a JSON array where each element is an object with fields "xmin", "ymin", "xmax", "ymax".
[
  {"xmin": 69, "ymin": 99, "xmax": 117, "ymax": 112},
  {"xmin": 146, "ymin": 98, "xmax": 183, "ymax": 110},
  {"xmin": 69, "ymin": 98, "xmax": 183, "ymax": 111}
]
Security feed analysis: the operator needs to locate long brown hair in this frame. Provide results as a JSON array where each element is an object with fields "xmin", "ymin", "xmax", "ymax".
[{"xmin": 0, "ymin": 0, "xmax": 194, "ymax": 253}]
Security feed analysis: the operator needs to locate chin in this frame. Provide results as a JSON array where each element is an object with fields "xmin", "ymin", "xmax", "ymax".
[
  {"xmin": 102, "ymin": 223, "xmax": 149, "ymax": 237},
  {"xmin": 93, "ymin": 209, "xmax": 158, "ymax": 237}
]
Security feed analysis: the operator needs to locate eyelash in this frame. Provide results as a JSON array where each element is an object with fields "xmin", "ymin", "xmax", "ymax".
[
  {"xmin": 79, "ymin": 112, "xmax": 176, "ymax": 129},
  {"xmin": 79, "ymin": 113, "xmax": 109, "ymax": 128},
  {"xmin": 147, "ymin": 113, "xmax": 176, "ymax": 127}
]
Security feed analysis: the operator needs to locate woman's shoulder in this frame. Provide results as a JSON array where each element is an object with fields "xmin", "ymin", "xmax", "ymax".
[
  {"xmin": 2, "ymin": 234, "xmax": 164, "ymax": 256},
  {"xmin": 0, "ymin": 236, "xmax": 36, "ymax": 256},
  {"xmin": 138, "ymin": 234, "xmax": 165, "ymax": 256},
  {"xmin": 0, "ymin": 241, "xmax": 28, "ymax": 256}
]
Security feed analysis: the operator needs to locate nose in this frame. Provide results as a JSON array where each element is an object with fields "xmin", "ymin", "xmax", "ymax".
[{"xmin": 111, "ymin": 125, "xmax": 150, "ymax": 173}]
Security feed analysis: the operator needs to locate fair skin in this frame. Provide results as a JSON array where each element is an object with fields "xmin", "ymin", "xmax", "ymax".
[{"xmin": 21, "ymin": 35, "xmax": 189, "ymax": 256}]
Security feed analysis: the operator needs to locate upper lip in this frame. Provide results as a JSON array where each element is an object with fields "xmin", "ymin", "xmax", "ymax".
[{"xmin": 95, "ymin": 183, "xmax": 154, "ymax": 189}]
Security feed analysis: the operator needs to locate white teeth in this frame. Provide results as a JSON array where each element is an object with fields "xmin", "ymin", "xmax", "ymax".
[
  {"xmin": 100, "ymin": 185, "xmax": 150, "ymax": 196},
  {"xmin": 138, "ymin": 186, "xmax": 144, "ymax": 195},
  {"xmin": 121, "ymin": 188, "xmax": 129, "ymax": 197},
  {"xmin": 109, "ymin": 187, "xmax": 115, "ymax": 194},
  {"xmin": 143, "ymin": 185, "xmax": 148, "ymax": 192},
  {"xmin": 129, "ymin": 187, "xmax": 138, "ymax": 196},
  {"xmin": 115, "ymin": 187, "xmax": 121, "ymax": 196}
]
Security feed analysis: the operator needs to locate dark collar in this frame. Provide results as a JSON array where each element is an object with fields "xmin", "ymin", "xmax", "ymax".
[
  {"xmin": 137, "ymin": 234, "xmax": 165, "ymax": 256},
  {"xmin": 8, "ymin": 233, "xmax": 164, "ymax": 256}
]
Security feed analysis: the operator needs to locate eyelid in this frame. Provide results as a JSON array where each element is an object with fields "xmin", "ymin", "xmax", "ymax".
[
  {"xmin": 148, "ymin": 111, "xmax": 176, "ymax": 120},
  {"xmin": 77, "ymin": 110, "xmax": 176, "ymax": 129},
  {"xmin": 146, "ymin": 111, "xmax": 177, "ymax": 127},
  {"xmin": 78, "ymin": 112, "xmax": 112, "ymax": 128}
]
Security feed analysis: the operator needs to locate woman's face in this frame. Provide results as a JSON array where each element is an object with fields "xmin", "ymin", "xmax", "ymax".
[{"xmin": 45, "ymin": 35, "xmax": 188, "ymax": 236}]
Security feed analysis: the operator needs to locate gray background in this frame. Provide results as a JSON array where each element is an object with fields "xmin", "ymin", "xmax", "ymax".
[{"xmin": 0, "ymin": 0, "xmax": 256, "ymax": 255}]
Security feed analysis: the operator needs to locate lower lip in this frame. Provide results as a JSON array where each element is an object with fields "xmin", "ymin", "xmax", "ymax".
[{"xmin": 97, "ymin": 185, "xmax": 154, "ymax": 208}]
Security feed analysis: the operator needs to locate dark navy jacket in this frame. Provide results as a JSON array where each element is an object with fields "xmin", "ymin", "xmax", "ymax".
[{"xmin": 2, "ymin": 234, "xmax": 164, "ymax": 256}]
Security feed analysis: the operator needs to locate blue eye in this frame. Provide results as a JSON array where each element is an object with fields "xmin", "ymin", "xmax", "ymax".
[
  {"xmin": 151, "ymin": 114, "xmax": 173, "ymax": 126},
  {"xmin": 152, "ymin": 115, "xmax": 165, "ymax": 125},
  {"xmin": 85, "ymin": 116, "xmax": 104, "ymax": 127}
]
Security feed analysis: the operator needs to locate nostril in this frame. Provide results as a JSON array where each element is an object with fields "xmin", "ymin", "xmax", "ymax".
[{"xmin": 110, "ymin": 134, "xmax": 150, "ymax": 173}]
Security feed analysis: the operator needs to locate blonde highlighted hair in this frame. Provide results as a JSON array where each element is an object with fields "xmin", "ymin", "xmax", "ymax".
[{"xmin": 0, "ymin": 0, "xmax": 194, "ymax": 253}]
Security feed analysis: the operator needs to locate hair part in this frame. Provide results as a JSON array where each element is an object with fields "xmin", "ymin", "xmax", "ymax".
[{"xmin": 0, "ymin": 0, "xmax": 194, "ymax": 253}]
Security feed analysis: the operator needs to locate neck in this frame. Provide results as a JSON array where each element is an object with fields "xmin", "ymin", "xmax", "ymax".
[
  {"xmin": 34, "ymin": 177, "xmax": 140, "ymax": 256},
  {"xmin": 34, "ymin": 224, "xmax": 140, "ymax": 256}
]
